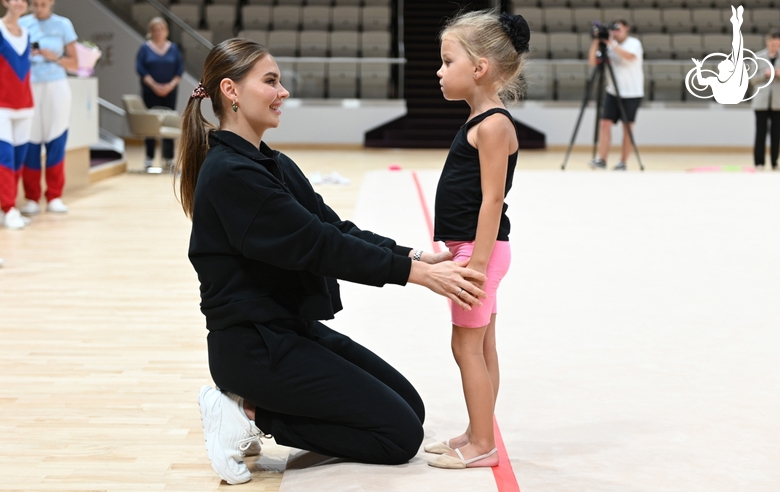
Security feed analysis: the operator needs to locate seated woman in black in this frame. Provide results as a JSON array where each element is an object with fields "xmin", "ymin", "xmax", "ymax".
[{"xmin": 177, "ymin": 39, "xmax": 488, "ymax": 485}]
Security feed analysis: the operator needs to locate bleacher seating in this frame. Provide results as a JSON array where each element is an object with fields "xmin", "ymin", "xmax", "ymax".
[
  {"xmin": 118, "ymin": 0, "xmax": 780, "ymax": 101},
  {"xmin": 241, "ymin": 5, "xmax": 271, "ymax": 31},
  {"xmin": 507, "ymin": 0, "xmax": 780, "ymax": 101},
  {"xmin": 205, "ymin": 4, "xmax": 236, "ymax": 43}
]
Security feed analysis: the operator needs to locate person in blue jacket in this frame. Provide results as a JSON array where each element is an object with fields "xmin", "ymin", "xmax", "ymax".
[
  {"xmin": 135, "ymin": 17, "xmax": 182, "ymax": 170},
  {"xmin": 177, "ymin": 39, "xmax": 488, "ymax": 485}
]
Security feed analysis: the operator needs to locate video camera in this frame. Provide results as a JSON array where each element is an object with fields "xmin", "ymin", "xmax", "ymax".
[{"xmin": 591, "ymin": 21, "xmax": 617, "ymax": 41}]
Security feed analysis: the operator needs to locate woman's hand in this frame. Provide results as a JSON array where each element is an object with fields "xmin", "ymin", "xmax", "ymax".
[{"xmin": 408, "ymin": 259, "xmax": 487, "ymax": 310}]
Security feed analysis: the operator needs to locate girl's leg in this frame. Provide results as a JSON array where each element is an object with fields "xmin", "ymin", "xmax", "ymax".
[
  {"xmin": 484, "ymin": 314, "xmax": 500, "ymax": 401},
  {"xmin": 445, "ymin": 313, "xmax": 499, "ymax": 449},
  {"xmin": 441, "ymin": 323, "xmax": 498, "ymax": 465}
]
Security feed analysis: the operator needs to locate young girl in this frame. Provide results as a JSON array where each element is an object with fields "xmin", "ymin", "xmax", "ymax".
[{"xmin": 425, "ymin": 10, "xmax": 529, "ymax": 469}]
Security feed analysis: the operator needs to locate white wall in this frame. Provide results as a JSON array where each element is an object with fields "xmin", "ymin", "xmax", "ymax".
[{"xmin": 510, "ymin": 101, "xmax": 755, "ymax": 147}]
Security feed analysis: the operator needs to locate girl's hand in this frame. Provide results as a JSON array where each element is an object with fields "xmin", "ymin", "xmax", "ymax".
[{"xmin": 421, "ymin": 250, "xmax": 452, "ymax": 265}]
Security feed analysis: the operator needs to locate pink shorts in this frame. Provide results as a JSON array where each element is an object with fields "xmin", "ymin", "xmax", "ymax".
[{"xmin": 446, "ymin": 240, "xmax": 511, "ymax": 329}]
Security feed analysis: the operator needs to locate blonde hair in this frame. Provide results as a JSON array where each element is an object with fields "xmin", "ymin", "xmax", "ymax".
[
  {"xmin": 176, "ymin": 39, "xmax": 269, "ymax": 219},
  {"xmin": 146, "ymin": 17, "xmax": 168, "ymax": 39},
  {"xmin": 440, "ymin": 8, "xmax": 528, "ymax": 102}
]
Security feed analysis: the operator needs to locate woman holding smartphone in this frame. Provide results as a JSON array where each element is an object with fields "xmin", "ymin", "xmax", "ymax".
[{"xmin": 19, "ymin": 0, "xmax": 78, "ymax": 216}]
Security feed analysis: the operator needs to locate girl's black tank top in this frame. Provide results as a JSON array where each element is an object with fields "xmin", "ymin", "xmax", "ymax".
[{"xmin": 433, "ymin": 108, "xmax": 518, "ymax": 242}]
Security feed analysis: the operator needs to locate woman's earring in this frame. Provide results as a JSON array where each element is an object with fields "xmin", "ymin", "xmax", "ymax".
[{"xmin": 232, "ymin": 100, "xmax": 238, "ymax": 112}]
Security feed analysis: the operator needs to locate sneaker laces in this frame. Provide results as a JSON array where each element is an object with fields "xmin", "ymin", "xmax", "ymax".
[
  {"xmin": 237, "ymin": 422, "xmax": 273, "ymax": 453},
  {"xmin": 238, "ymin": 434, "xmax": 261, "ymax": 453}
]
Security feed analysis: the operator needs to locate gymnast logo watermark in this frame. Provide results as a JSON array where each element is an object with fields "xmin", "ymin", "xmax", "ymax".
[{"xmin": 685, "ymin": 5, "xmax": 774, "ymax": 104}]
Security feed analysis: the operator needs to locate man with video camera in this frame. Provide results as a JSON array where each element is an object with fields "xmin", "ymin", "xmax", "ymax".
[{"xmin": 587, "ymin": 19, "xmax": 644, "ymax": 171}]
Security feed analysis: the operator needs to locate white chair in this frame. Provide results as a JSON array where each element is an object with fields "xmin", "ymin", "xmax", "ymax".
[
  {"xmin": 632, "ymin": 9, "xmax": 663, "ymax": 33},
  {"xmin": 661, "ymin": 8, "xmax": 693, "ymax": 34},
  {"xmin": 650, "ymin": 62, "xmax": 683, "ymax": 101},
  {"xmin": 549, "ymin": 33, "xmax": 581, "ymax": 59},
  {"xmin": 272, "ymin": 6, "xmax": 301, "ymax": 31},
  {"xmin": 299, "ymin": 31, "xmax": 328, "ymax": 56},
  {"xmin": 240, "ymin": 5, "xmax": 271, "ymax": 31},
  {"xmin": 642, "ymin": 34, "xmax": 673, "ymax": 59},
  {"xmin": 267, "ymin": 30, "xmax": 298, "ymax": 56},
  {"xmin": 544, "ymin": 8, "xmax": 574, "ymax": 33},
  {"xmin": 572, "ymin": 8, "xmax": 602, "ymax": 34},
  {"xmin": 238, "ymin": 29, "xmax": 268, "ymax": 46},
  {"xmin": 297, "ymin": 62, "xmax": 327, "ymax": 98},
  {"xmin": 554, "ymin": 62, "xmax": 588, "ymax": 100},
  {"xmin": 302, "ymin": 6, "xmax": 331, "ymax": 31},
  {"xmin": 523, "ymin": 61, "xmax": 554, "ymax": 100},
  {"xmin": 330, "ymin": 31, "xmax": 359, "ymax": 57},
  {"xmin": 362, "ymin": 6, "xmax": 390, "ymax": 31},
  {"xmin": 121, "ymin": 94, "xmax": 181, "ymax": 171},
  {"xmin": 332, "ymin": 6, "xmax": 360, "ymax": 31},
  {"xmin": 530, "ymin": 32, "xmax": 549, "ymax": 60},
  {"xmin": 328, "ymin": 62, "xmax": 358, "ymax": 98},
  {"xmin": 169, "ymin": 4, "xmax": 201, "ymax": 29},
  {"xmin": 205, "ymin": 5, "xmax": 237, "ymax": 42},
  {"xmin": 361, "ymin": 31, "xmax": 391, "ymax": 57},
  {"xmin": 671, "ymin": 33, "xmax": 703, "ymax": 60},
  {"xmin": 360, "ymin": 63, "xmax": 390, "ymax": 98},
  {"xmin": 691, "ymin": 9, "xmax": 724, "ymax": 34}
]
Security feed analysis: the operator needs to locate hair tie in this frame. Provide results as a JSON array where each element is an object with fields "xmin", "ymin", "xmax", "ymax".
[
  {"xmin": 499, "ymin": 12, "xmax": 530, "ymax": 54},
  {"xmin": 191, "ymin": 82, "xmax": 209, "ymax": 99}
]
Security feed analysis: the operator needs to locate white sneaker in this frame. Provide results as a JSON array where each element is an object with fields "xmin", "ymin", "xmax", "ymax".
[
  {"xmin": 20, "ymin": 200, "xmax": 41, "ymax": 216},
  {"xmin": 46, "ymin": 198, "xmax": 68, "ymax": 213},
  {"xmin": 309, "ymin": 171, "xmax": 323, "ymax": 185},
  {"xmin": 3, "ymin": 207, "xmax": 28, "ymax": 229},
  {"xmin": 198, "ymin": 386, "xmax": 264, "ymax": 485},
  {"xmin": 328, "ymin": 172, "xmax": 351, "ymax": 185}
]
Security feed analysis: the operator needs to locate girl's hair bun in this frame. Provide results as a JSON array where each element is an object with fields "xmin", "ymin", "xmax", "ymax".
[{"xmin": 499, "ymin": 12, "xmax": 530, "ymax": 54}]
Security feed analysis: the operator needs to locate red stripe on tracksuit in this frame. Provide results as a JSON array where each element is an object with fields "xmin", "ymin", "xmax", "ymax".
[
  {"xmin": 23, "ymin": 130, "xmax": 67, "ymax": 202},
  {"xmin": 0, "ymin": 140, "xmax": 27, "ymax": 213}
]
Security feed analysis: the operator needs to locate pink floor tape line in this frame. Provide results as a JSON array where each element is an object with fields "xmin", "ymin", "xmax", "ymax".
[
  {"xmin": 412, "ymin": 171, "xmax": 521, "ymax": 492},
  {"xmin": 687, "ymin": 166, "xmax": 756, "ymax": 173}
]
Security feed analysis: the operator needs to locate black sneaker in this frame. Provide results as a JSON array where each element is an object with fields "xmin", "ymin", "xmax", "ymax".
[
  {"xmin": 588, "ymin": 158, "xmax": 607, "ymax": 169},
  {"xmin": 613, "ymin": 162, "xmax": 627, "ymax": 171}
]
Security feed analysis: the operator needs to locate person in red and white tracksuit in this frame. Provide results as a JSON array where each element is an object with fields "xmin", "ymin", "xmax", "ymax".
[{"xmin": 0, "ymin": 0, "xmax": 34, "ymax": 230}]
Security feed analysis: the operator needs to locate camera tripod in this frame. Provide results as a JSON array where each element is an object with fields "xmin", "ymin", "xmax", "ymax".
[{"xmin": 561, "ymin": 40, "xmax": 644, "ymax": 171}]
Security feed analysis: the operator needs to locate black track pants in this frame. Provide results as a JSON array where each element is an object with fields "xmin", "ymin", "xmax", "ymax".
[
  {"xmin": 754, "ymin": 110, "xmax": 780, "ymax": 167},
  {"xmin": 207, "ymin": 319, "xmax": 425, "ymax": 465}
]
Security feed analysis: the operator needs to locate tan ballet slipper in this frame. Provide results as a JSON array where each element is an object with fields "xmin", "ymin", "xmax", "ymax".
[
  {"xmin": 423, "ymin": 439, "xmax": 453, "ymax": 454},
  {"xmin": 428, "ymin": 447, "xmax": 498, "ymax": 469}
]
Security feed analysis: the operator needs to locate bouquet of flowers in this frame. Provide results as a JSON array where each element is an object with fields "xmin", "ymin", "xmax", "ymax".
[{"xmin": 70, "ymin": 40, "xmax": 102, "ymax": 77}]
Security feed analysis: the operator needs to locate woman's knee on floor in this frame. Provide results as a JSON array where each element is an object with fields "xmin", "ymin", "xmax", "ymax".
[{"xmin": 375, "ymin": 416, "xmax": 424, "ymax": 465}]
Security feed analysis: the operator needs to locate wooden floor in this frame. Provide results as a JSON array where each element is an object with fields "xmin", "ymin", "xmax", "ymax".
[{"xmin": 0, "ymin": 143, "xmax": 770, "ymax": 491}]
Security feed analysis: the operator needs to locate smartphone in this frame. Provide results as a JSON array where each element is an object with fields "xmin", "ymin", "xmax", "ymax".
[{"xmin": 31, "ymin": 42, "xmax": 40, "ymax": 50}]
